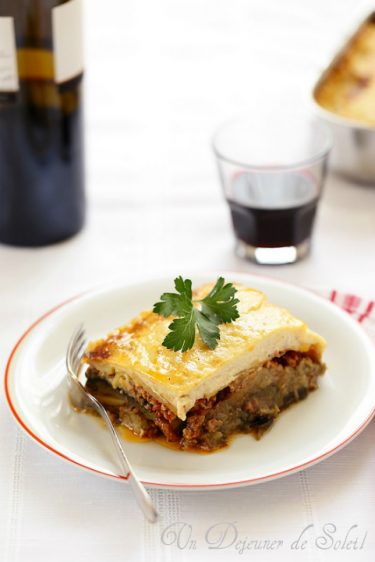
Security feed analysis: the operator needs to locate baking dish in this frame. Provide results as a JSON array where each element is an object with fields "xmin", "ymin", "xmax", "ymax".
[{"xmin": 312, "ymin": 12, "xmax": 375, "ymax": 184}]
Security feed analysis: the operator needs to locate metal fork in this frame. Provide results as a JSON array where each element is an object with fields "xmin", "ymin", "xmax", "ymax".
[{"xmin": 66, "ymin": 325, "xmax": 159, "ymax": 523}]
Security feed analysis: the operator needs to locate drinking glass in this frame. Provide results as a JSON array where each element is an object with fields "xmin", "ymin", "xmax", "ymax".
[{"xmin": 212, "ymin": 112, "xmax": 332, "ymax": 265}]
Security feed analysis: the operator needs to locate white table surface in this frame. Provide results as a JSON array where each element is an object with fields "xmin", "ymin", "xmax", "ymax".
[{"xmin": 1, "ymin": 0, "xmax": 375, "ymax": 560}]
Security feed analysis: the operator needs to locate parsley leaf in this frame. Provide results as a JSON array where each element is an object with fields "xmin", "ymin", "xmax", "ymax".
[
  {"xmin": 200, "ymin": 277, "xmax": 240, "ymax": 324},
  {"xmin": 162, "ymin": 314, "xmax": 196, "ymax": 352},
  {"xmin": 153, "ymin": 276, "xmax": 192, "ymax": 317},
  {"xmin": 194, "ymin": 309, "xmax": 220, "ymax": 350},
  {"xmin": 152, "ymin": 276, "xmax": 240, "ymax": 352}
]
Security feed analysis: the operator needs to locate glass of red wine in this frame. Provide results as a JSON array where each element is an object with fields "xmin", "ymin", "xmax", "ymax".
[{"xmin": 212, "ymin": 113, "xmax": 332, "ymax": 265}]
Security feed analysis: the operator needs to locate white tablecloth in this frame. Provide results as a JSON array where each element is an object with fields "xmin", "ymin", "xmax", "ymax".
[{"xmin": 1, "ymin": 0, "xmax": 375, "ymax": 560}]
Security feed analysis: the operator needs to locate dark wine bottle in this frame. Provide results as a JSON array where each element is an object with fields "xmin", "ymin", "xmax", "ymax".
[{"xmin": 0, "ymin": 0, "xmax": 85, "ymax": 247}]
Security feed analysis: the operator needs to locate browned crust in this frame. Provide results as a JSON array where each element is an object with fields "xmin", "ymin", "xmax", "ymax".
[
  {"xmin": 314, "ymin": 18, "xmax": 375, "ymax": 124},
  {"xmin": 84, "ymin": 311, "xmax": 158, "ymax": 361}
]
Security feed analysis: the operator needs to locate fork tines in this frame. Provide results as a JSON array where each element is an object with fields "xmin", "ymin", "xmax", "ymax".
[{"xmin": 67, "ymin": 325, "xmax": 87, "ymax": 376}]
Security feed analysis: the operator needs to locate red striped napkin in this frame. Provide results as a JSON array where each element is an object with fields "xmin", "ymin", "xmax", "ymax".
[{"xmin": 319, "ymin": 290, "xmax": 375, "ymax": 344}]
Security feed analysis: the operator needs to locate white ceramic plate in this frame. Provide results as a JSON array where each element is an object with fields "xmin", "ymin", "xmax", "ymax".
[{"xmin": 5, "ymin": 273, "xmax": 375, "ymax": 490}]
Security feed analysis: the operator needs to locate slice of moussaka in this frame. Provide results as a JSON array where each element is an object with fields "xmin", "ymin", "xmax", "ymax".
[{"xmin": 83, "ymin": 283, "xmax": 326, "ymax": 451}]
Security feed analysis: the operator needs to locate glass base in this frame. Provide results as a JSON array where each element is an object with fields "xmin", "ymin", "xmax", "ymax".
[{"xmin": 235, "ymin": 239, "xmax": 310, "ymax": 265}]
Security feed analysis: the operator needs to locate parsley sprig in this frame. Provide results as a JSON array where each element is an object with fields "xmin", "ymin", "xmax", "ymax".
[{"xmin": 153, "ymin": 276, "xmax": 240, "ymax": 352}]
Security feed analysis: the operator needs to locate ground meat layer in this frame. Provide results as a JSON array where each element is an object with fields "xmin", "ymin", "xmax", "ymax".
[{"xmin": 85, "ymin": 351, "xmax": 325, "ymax": 451}]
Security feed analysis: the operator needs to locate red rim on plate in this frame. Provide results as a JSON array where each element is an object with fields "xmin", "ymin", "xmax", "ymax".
[{"xmin": 4, "ymin": 280, "xmax": 375, "ymax": 489}]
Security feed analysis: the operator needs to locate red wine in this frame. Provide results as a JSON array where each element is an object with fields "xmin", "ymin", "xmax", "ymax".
[
  {"xmin": 228, "ymin": 198, "xmax": 318, "ymax": 248},
  {"xmin": 0, "ymin": 0, "xmax": 85, "ymax": 247},
  {"xmin": 227, "ymin": 171, "xmax": 320, "ymax": 248}
]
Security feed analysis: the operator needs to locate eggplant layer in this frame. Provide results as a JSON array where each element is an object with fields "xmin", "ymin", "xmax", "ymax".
[{"xmin": 85, "ymin": 351, "xmax": 325, "ymax": 451}]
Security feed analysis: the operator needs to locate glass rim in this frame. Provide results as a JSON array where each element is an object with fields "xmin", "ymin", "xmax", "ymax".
[{"xmin": 211, "ymin": 117, "xmax": 333, "ymax": 173}]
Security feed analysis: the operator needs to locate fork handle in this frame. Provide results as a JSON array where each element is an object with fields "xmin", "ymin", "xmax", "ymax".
[{"xmin": 91, "ymin": 397, "xmax": 159, "ymax": 523}]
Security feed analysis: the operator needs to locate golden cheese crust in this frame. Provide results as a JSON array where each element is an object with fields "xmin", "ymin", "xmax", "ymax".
[
  {"xmin": 85, "ymin": 283, "xmax": 326, "ymax": 420},
  {"xmin": 315, "ymin": 19, "xmax": 375, "ymax": 125}
]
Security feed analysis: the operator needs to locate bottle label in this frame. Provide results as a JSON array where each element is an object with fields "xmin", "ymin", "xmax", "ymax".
[
  {"xmin": 0, "ymin": 17, "xmax": 19, "ymax": 92},
  {"xmin": 52, "ymin": 0, "xmax": 84, "ymax": 83}
]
